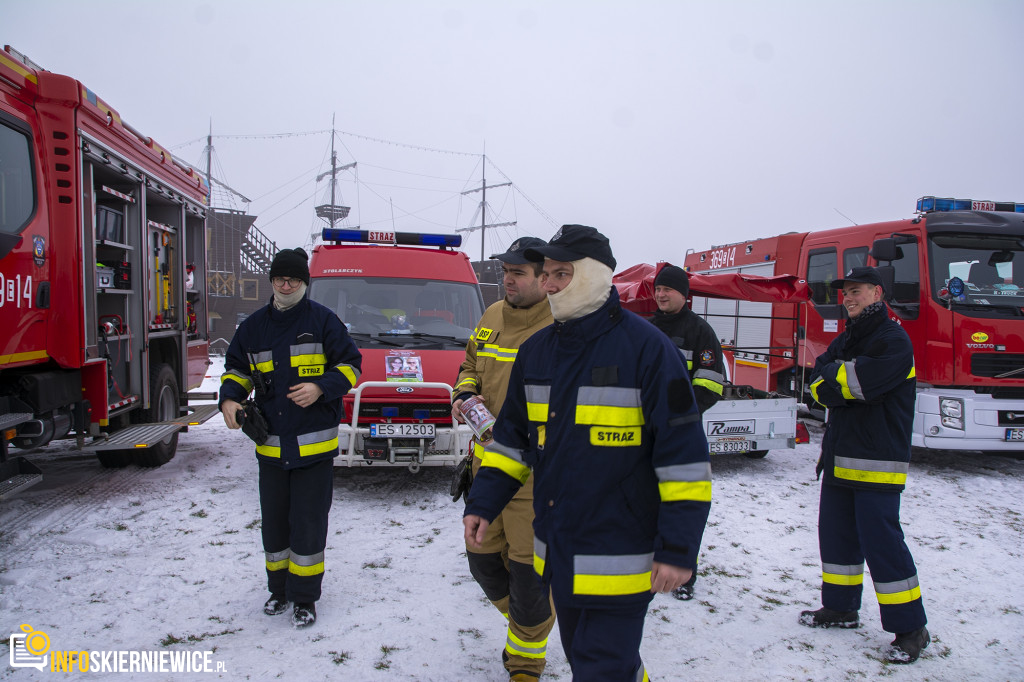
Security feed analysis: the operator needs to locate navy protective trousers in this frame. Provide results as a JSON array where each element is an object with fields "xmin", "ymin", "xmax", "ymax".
[
  {"xmin": 554, "ymin": 599, "xmax": 650, "ymax": 681},
  {"xmin": 818, "ymin": 482, "xmax": 927, "ymax": 634},
  {"xmin": 258, "ymin": 459, "xmax": 334, "ymax": 603}
]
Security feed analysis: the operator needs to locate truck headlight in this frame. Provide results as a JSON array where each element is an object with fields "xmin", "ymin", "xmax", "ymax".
[{"xmin": 940, "ymin": 397, "xmax": 964, "ymax": 430}]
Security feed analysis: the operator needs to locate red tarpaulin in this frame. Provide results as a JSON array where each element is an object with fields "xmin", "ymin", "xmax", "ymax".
[{"xmin": 613, "ymin": 263, "xmax": 811, "ymax": 316}]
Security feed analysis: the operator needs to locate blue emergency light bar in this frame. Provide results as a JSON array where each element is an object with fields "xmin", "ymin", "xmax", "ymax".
[
  {"xmin": 916, "ymin": 196, "xmax": 1024, "ymax": 214},
  {"xmin": 321, "ymin": 228, "xmax": 462, "ymax": 248}
]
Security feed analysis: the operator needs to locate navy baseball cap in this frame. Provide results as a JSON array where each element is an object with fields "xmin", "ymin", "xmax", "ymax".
[
  {"xmin": 831, "ymin": 266, "xmax": 884, "ymax": 290},
  {"xmin": 523, "ymin": 224, "xmax": 616, "ymax": 270},
  {"xmin": 490, "ymin": 236, "xmax": 548, "ymax": 265}
]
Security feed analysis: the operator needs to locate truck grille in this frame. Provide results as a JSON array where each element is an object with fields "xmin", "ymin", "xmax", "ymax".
[
  {"xmin": 970, "ymin": 353, "xmax": 1024, "ymax": 378},
  {"xmin": 355, "ymin": 402, "xmax": 452, "ymax": 420}
]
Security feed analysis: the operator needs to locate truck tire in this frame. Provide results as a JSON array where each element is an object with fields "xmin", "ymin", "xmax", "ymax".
[
  {"xmin": 96, "ymin": 450, "xmax": 132, "ymax": 468},
  {"xmin": 743, "ymin": 450, "xmax": 769, "ymax": 459},
  {"xmin": 135, "ymin": 363, "xmax": 180, "ymax": 468}
]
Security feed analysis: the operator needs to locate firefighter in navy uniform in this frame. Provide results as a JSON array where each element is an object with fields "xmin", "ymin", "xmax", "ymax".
[
  {"xmin": 451, "ymin": 237, "xmax": 555, "ymax": 682},
  {"xmin": 219, "ymin": 248, "xmax": 362, "ymax": 629},
  {"xmin": 649, "ymin": 264, "xmax": 724, "ymax": 602},
  {"xmin": 799, "ymin": 266, "xmax": 929, "ymax": 664},
  {"xmin": 464, "ymin": 225, "xmax": 712, "ymax": 680}
]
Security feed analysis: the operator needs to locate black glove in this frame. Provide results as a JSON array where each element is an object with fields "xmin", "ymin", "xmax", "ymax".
[
  {"xmin": 450, "ymin": 454, "xmax": 473, "ymax": 503},
  {"xmin": 237, "ymin": 401, "xmax": 269, "ymax": 446},
  {"xmin": 815, "ymin": 455, "xmax": 824, "ymax": 480}
]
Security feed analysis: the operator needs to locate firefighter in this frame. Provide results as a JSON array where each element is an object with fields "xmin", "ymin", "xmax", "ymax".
[
  {"xmin": 464, "ymin": 225, "xmax": 711, "ymax": 680},
  {"xmin": 219, "ymin": 248, "xmax": 362, "ymax": 629},
  {"xmin": 800, "ymin": 266, "xmax": 930, "ymax": 664},
  {"xmin": 649, "ymin": 263, "xmax": 725, "ymax": 601},
  {"xmin": 451, "ymin": 236, "xmax": 554, "ymax": 682}
]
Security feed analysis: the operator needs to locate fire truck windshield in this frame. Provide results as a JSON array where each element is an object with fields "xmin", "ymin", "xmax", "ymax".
[
  {"xmin": 929, "ymin": 234, "xmax": 1024, "ymax": 309},
  {"xmin": 308, "ymin": 276, "xmax": 483, "ymax": 343}
]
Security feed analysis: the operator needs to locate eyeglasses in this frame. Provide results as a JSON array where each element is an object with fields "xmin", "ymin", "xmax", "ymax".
[{"xmin": 271, "ymin": 277, "xmax": 303, "ymax": 288}]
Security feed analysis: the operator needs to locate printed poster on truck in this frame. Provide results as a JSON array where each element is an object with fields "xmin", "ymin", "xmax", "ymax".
[{"xmin": 385, "ymin": 351, "xmax": 423, "ymax": 382}]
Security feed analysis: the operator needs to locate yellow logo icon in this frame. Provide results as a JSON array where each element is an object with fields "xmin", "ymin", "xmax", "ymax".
[
  {"xmin": 9, "ymin": 624, "xmax": 50, "ymax": 670},
  {"xmin": 971, "ymin": 332, "xmax": 989, "ymax": 343}
]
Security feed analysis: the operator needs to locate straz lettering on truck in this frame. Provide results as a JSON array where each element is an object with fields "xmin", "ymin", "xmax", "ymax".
[
  {"xmin": 708, "ymin": 420, "xmax": 755, "ymax": 435},
  {"xmin": 0, "ymin": 273, "xmax": 33, "ymax": 308}
]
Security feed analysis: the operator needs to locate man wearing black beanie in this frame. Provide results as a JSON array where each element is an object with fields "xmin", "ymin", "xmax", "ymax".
[
  {"xmin": 219, "ymin": 247, "xmax": 362, "ymax": 628},
  {"xmin": 650, "ymin": 263, "xmax": 726, "ymax": 601}
]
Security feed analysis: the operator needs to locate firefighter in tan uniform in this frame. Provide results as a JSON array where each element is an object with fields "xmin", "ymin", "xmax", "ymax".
[{"xmin": 452, "ymin": 237, "xmax": 554, "ymax": 681}]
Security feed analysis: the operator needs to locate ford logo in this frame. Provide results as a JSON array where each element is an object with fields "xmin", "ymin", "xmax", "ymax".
[
  {"xmin": 395, "ymin": 386, "xmax": 414, "ymax": 393},
  {"xmin": 971, "ymin": 332, "xmax": 989, "ymax": 343}
]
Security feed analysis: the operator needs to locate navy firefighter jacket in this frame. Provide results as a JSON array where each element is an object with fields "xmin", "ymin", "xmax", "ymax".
[
  {"xmin": 219, "ymin": 296, "xmax": 362, "ymax": 469},
  {"xmin": 465, "ymin": 289, "xmax": 712, "ymax": 609},
  {"xmin": 809, "ymin": 304, "xmax": 916, "ymax": 492}
]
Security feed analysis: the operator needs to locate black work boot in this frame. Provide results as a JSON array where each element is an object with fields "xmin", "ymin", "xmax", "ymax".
[
  {"xmin": 887, "ymin": 626, "xmax": 930, "ymax": 664},
  {"xmin": 292, "ymin": 602, "xmax": 317, "ymax": 628},
  {"xmin": 263, "ymin": 594, "xmax": 289, "ymax": 616},
  {"xmin": 798, "ymin": 606, "xmax": 860, "ymax": 629}
]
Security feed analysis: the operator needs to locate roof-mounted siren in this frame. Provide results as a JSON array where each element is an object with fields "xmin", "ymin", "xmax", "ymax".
[
  {"xmin": 321, "ymin": 228, "xmax": 462, "ymax": 250},
  {"xmin": 916, "ymin": 196, "xmax": 1024, "ymax": 214}
]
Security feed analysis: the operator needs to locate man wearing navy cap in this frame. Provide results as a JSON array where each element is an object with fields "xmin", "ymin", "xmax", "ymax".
[
  {"xmin": 799, "ymin": 266, "xmax": 930, "ymax": 664},
  {"xmin": 464, "ymin": 225, "xmax": 711, "ymax": 680},
  {"xmin": 452, "ymin": 236, "xmax": 554, "ymax": 681}
]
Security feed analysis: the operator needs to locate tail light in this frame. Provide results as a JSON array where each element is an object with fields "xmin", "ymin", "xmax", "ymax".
[{"xmin": 795, "ymin": 420, "xmax": 810, "ymax": 444}]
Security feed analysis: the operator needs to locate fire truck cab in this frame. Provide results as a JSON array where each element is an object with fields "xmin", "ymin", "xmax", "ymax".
[
  {"xmin": 307, "ymin": 228, "xmax": 482, "ymax": 470},
  {"xmin": 684, "ymin": 196, "xmax": 1024, "ymax": 454},
  {"xmin": 0, "ymin": 46, "xmax": 216, "ymax": 499}
]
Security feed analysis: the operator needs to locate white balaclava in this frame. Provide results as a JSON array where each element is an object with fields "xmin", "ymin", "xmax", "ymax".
[
  {"xmin": 273, "ymin": 283, "xmax": 307, "ymax": 311},
  {"xmin": 547, "ymin": 257, "xmax": 613, "ymax": 321}
]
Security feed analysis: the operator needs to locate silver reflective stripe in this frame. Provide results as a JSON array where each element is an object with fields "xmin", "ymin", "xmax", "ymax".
[
  {"xmin": 290, "ymin": 551, "xmax": 325, "ymax": 567},
  {"xmin": 335, "ymin": 364, "xmax": 361, "ymax": 380},
  {"xmin": 833, "ymin": 456, "xmax": 909, "ymax": 474},
  {"xmin": 291, "ymin": 342, "xmax": 324, "ymax": 356},
  {"xmin": 634, "ymin": 663, "xmax": 647, "ymax": 682},
  {"xmin": 875, "ymin": 574, "xmax": 919, "ymax": 594},
  {"xmin": 297, "ymin": 428, "xmax": 340, "ymax": 446},
  {"xmin": 843, "ymin": 359, "xmax": 865, "ymax": 399},
  {"xmin": 680, "ymin": 349, "xmax": 694, "ymax": 361},
  {"xmin": 655, "ymin": 462, "xmax": 712, "ymax": 483},
  {"xmin": 265, "ymin": 549, "xmax": 290, "ymax": 563},
  {"xmin": 223, "ymin": 368, "xmax": 253, "ymax": 382},
  {"xmin": 263, "ymin": 435, "xmax": 281, "ymax": 447},
  {"xmin": 481, "ymin": 345, "xmax": 518, "ymax": 361},
  {"xmin": 823, "ymin": 562, "xmax": 863, "ymax": 576},
  {"xmin": 574, "ymin": 553, "xmax": 654, "ymax": 575},
  {"xmin": 251, "ymin": 351, "xmax": 274, "ymax": 365},
  {"xmin": 576, "ymin": 386, "xmax": 642, "ymax": 407},
  {"xmin": 505, "ymin": 632, "xmax": 547, "ymax": 657},
  {"xmin": 534, "ymin": 536, "xmax": 547, "ymax": 558},
  {"xmin": 525, "ymin": 384, "xmax": 550, "ymax": 403},
  {"xmin": 486, "ymin": 440, "xmax": 527, "ymax": 464},
  {"xmin": 694, "ymin": 369, "xmax": 725, "ymax": 384}
]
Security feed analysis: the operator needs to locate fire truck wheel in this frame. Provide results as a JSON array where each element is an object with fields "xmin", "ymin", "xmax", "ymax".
[
  {"xmin": 743, "ymin": 450, "xmax": 769, "ymax": 459},
  {"xmin": 135, "ymin": 364, "xmax": 180, "ymax": 468},
  {"xmin": 95, "ymin": 451, "xmax": 132, "ymax": 468}
]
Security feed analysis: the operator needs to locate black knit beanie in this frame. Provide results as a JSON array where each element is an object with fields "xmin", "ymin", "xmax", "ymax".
[
  {"xmin": 269, "ymin": 248, "xmax": 310, "ymax": 285},
  {"xmin": 654, "ymin": 264, "xmax": 689, "ymax": 297}
]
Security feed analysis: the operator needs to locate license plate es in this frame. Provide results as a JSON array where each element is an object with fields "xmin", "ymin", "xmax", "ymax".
[
  {"xmin": 370, "ymin": 423, "xmax": 435, "ymax": 438},
  {"xmin": 709, "ymin": 439, "xmax": 751, "ymax": 453},
  {"xmin": 1005, "ymin": 428, "xmax": 1024, "ymax": 442}
]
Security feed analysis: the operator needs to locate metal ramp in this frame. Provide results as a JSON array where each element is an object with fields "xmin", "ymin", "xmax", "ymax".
[{"xmin": 83, "ymin": 402, "xmax": 221, "ymax": 452}]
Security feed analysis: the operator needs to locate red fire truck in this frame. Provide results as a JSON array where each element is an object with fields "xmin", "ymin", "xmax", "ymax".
[
  {"xmin": 307, "ymin": 228, "xmax": 483, "ymax": 471},
  {"xmin": 0, "ymin": 46, "xmax": 217, "ymax": 498},
  {"xmin": 682, "ymin": 196, "xmax": 1024, "ymax": 453}
]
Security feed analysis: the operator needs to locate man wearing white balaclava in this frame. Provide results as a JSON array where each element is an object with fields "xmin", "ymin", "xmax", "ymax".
[{"xmin": 463, "ymin": 225, "xmax": 712, "ymax": 680}]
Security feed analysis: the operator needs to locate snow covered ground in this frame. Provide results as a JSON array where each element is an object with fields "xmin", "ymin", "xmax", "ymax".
[{"xmin": 2, "ymin": 359, "xmax": 1022, "ymax": 680}]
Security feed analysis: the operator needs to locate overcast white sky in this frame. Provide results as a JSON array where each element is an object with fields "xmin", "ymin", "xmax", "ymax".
[{"xmin": 7, "ymin": 1, "xmax": 1024, "ymax": 267}]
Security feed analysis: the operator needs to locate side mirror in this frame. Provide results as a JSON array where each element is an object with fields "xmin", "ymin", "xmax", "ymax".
[{"xmin": 870, "ymin": 238, "xmax": 898, "ymax": 262}]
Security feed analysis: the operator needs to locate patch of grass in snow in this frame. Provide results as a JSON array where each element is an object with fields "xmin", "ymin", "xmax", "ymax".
[
  {"xmin": 705, "ymin": 565, "xmax": 746, "ymax": 579},
  {"xmin": 113, "ymin": 523, "xmax": 128, "ymax": 531},
  {"xmin": 329, "ymin": 650, "xmax": 351, "ymax": 665},
  {"xmin": 459, "ymin": 628, "xmax": 484, "ymax": 639},
  {"xmin": 190, "ymin": 509, "xmax": 208, "ymax": 518},
  {"xmin": 388, "ymin": 519, "xmax": 403, "ymax": 526},
  {"xmin": 374, "ymin": 644, "xmax": 400, "ymax": 670},
  {"xmin": 245, "ymin": 518, "xmax": 261, "ymax": 530},
  {"xmin": 697, "ymin": 600, "xmax": 716, "ymax": 613},
  {"xmin": 986, "ymin": 639, "xmax": 1000, "ymax": 647},
  {"xmin": 159, "ymin": 628, "xmax": 241, "ymax": 646},
  {"xmin": 208, "ymin": 540, "xmax": 224, "ymax": 546},
  {"xmin": 1001, "ymin": 605, "xmax": 1021, "ymax": 615},
  {"xmin": 362, "ymin": 557, "xmax": 392, "ymax": 569}
]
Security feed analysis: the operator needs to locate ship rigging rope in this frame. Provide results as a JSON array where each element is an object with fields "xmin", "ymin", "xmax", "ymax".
[{"xmin": 172, "ymin": 128, "xmax": 479, "ymax": 158}]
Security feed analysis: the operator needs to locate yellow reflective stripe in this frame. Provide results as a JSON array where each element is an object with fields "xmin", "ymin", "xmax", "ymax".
[
  {"xmin": 478, "ymin": 344, "xmax": 518, "ymax": 361},
  {"xmin": 266, "ymin": 558, "xmax": 288, "ymax": 571},
  {"xmin": 291, "ymin": 353, "xmax": 327, "ymax": 367},
  {"xmin": 833, "ymin": 467, "xmax": 907, "ymax": 486},
  {"xmin": 573, "ymin": 572, "xmax": 651, "ymax": 596},
  {"xmin": 533, "ymin": 552, "xmax": 546, "ymax": 577},
  {"xmin": 289, "ymin": 560, "xmax": 325, "ymax": 577},
  {"xmin": 256, "ymin": 443, "xmax": 281, "ymax": 458},
  {"xmin": 473, "ymin": 440, "xmax": 485, "ymax": 458},
  {"xmin": 0, "ymin": 349, "xmax": 49, "ymax": 365},
  {"xmin": 692, "ymin": 377, "xmax": 724, "ymax": 395},
  {"xmin": 298, "ymin": 436, "xmax": 338, "ymax": 457},
  {"xmin": 222, "ymin": 372, "xmax": 254, "ymax": 393},
  {"xmin": 876, "ymin": 585, "xmax": 921, "ymax": 605},
  {"xmin": 454, "ymin": 377, "xmax": 478, "ymax": 394},
  {"xmin": 527, "ymin": 402, "xmax": 549, "ymax": 422},
  {"xmin": 590, "ymin": 426, "xmax": 641, "ymax": 446},
  {"xmin": 575, "ymin": 405, "xmax": 645, "ymax": 427},
  {"xmin": 480, "ymin": 449, "xmax": 531, "ymax": 484},
  {"xmin": 265, "ymin": 549, "xmax": 289, "ymax": 571},
  {"xmin": 823, "ymin": 571, "xmax": 864, "ymax": 586},
  {"xmin": 505, "ymin": 631, "xmax": 547, "ymax": 659},
  {"xmin": 251, "ymin": 360, "xmax": 273, "ymax": 374},
  {"xmin": 835, "ymin": 363, "xmax": 855, "ymax": 400},
  {"xmin": 335, "ymin": 364, "xmax": 358, "ymax": 385},
  {"xmin": 536, "ymin": 425, "xmax": 546, "ymax": 448},
  {"xmin": 658, "ymin": 480, "xmax": 712, "ymax": 503},
  {"xmin": 907, "ymin": 365, "xmax": 916, "ymax": 379},
  {"xmin": 810, "ymin": 377, "xmax": 824, "ymax": 404}
]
